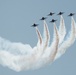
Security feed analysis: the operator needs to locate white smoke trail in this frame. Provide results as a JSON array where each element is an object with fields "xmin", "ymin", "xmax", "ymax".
[
  {"xmin": 0, "ymin": 17, "xmax": 76, "ymax": 72},
  {"xmin": 0, "ymin": 37, "xmax": 33, "ymax": 55},
  {"xmin": 36, "ymin": 27, "xmax": 43, "ymax": 51},
  {"xmin": 0, "ymin": 38, "xmax": 37, "ymax": 71},
  {"xmin": 36, "ymin": 27, "xmax": 42, "ymax": 45},
  {"xmin": 58, "ymin": 15, "xmax": 66, "ymax": 44},
  {"xmin": 55, "ymin": 17, "xmax": 76, "ymax": 60},
  {"xmin": 71, "ymin": 17, "xmax": 76, "ymax": 38},
  {"xmin": 42, "ymin": 20, "xmax": 50, "ymax": 50},
  {"xmin": 31, "ymin": 23, "xmax": 59, "ymax": 69},
  {"xmin": 47, "ymin": 23, "xmax": 59, "ymax": 62},
  {"xmin": 0, "ymin": 24, "xmax": 49, "ymax": 71}
]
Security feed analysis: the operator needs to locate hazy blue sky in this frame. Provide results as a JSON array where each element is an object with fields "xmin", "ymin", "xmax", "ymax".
[{"xmin": 0, "ymin": 0, "xmax": 76, "ymax": 75}]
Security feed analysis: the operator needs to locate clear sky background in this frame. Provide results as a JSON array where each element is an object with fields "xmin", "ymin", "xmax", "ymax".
[{"xmin": 0, "ymin": 0, "xmax": 76, "ymax": 75}]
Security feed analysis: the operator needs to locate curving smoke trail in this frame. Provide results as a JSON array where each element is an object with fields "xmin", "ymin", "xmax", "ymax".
[
  {"xmin": 58, "ymin": 15, "xmax": 66, "ymax": 44},
  {"xmin": 31, "ymin": 22, "xmax": 59, "ymax": 69},
  {"xmin": 36, "ymin": 27, "xmax": 43, "ymax": 53},
  {"xmin": 0, "ymin": 16, "xmax": 76, "ymax": 72},
  {"xmin": 71, "ymin": 17, "xmax": 76, "ymax": 38},
  {"xmin": 36, "ymin": 27, "xmax": 42, "ymax": 45},
  {"xmin": 55, "ymin": 16, "xmax": 76, "ymax": 60},
  {"xmin": 42, "ymin": 20, "xmax": 50, "ymax": 50},
  {"xmin": 48, "ymin": 23, "xmax": 59, "ymax": 62}
]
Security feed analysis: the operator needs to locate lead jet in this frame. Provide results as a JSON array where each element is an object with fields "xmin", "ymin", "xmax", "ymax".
[
  {"xmin": 31, "ymin": 23, "xmax": 39, "ymax": 27},
  {"xmin": 48, "ymin": 12, "xmax": 55, "ymax": 16},
  {"xmin": 57, "ymin": 12, "xmax": 64, "ymax": 15},
  {"xmin": 40, "ymin": 17, "xmax": 47, "ymax": 20},
  {"xmin": 50, "ymin": 19, "xmax": 57, "ymax": 23},
  {"xmin": 68, "ymin": 13, "xmax": 75, "ymax": 16}
]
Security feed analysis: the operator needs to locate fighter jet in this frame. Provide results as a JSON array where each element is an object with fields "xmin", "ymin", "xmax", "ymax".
[
  {"xmin": 68, "ymin": 13, "xmax": 75, "ymax": 16},
  {"xmin": 31, "ymin": 23, "xmax": 38, "ymax": 27},
  {"xmin": 57, "ymin": 12, "xmax": 64, "ymax": 15},
  {"xmin": 50, "ymin": 19, "xmax": 57, "ymax": 23},
  {"xmin": 40, "ymin": 17, "xmax": 47, "ymax": 20},
  {"xmin": 48, "ymin": 12, "xmax": 55, "ymax": 16}
]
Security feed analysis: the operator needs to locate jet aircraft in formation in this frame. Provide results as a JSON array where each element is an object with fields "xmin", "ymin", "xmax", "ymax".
[
  {"xmin": 50, "ymin": 19, "xmax": 57, "ymax": 23},
  {"xmin": 40, "ymin": 17, "xmax": 47, "ymax": 20},
  {"xmin": 68, "ymin": 13, "xmax": 75, "ymax": 16},
  {"xmin": 47, "ymin": 12, "xmax": 55, "ymax": 16},
  {"xmin": 31, "ymin": 12, "xmax": 75, "ymax": 27},
  {"xmin": 31, "ymin": 23, "xmax": 38, "ymax": 27},
  {"xmin": 57, "ymin": 12, "xmax": 64, "ymax": 15}
]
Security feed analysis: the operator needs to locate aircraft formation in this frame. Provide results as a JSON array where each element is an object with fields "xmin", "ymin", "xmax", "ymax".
[{"xmin": 31, "ymin": 12, "xmax": 75, "ymax": 27}]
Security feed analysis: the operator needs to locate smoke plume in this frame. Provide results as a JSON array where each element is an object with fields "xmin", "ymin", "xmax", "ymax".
[{"xmin": 0, "ymin": 16, "xmax": 76, "ymax": 72}]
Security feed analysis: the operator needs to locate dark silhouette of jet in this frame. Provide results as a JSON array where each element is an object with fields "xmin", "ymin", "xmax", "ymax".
[
  {"xmin": 57, "ymin": 12, "xmax": 64, "ymax": 15},
  {"xmin": 50, "ymin": 19, "xmax": 57, "ymax": 23},
  {"xmin": 48, "ymin": 12, "xmax": 55, "ymax": 16},
  {"xmin": 68, "ymin": 13, "xmax": 75, "ymax": 16},
  {"xmin": 40, "ymin": 17, "xmax": 47, "ymax": 20},
  {"xmin": 31, "ymin": 23, "xmax": 38, "ymax": 27}
]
